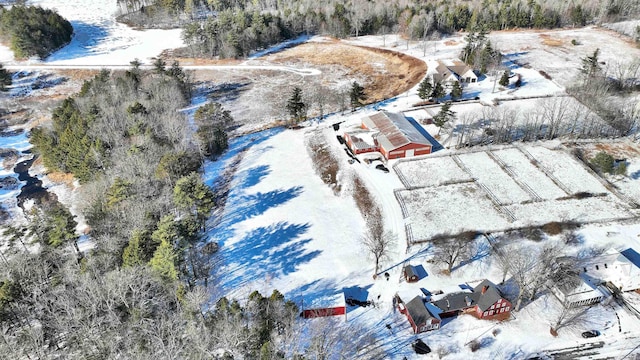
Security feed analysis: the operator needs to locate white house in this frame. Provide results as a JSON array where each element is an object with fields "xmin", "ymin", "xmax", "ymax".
[
  {"xmin": 551, "ymin": 248, "xmax": 640, "ymax": 307},
  {"xmin": 426, "ymin": 59, "xmax": 478, "ymax": 88}
]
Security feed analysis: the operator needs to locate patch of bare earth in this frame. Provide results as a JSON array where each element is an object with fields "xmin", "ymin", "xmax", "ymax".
[
  {"xmin": 266, "ymin": 41, "xmax": 427, "ymax": 103},
  {"xmin": 305, "ymin": 132, "xmax": 341, "ymax": 194},
  {"xmin": 539, "ymin": 33, "xmax": 564, "ymax": 46},
  {"xmin": 576, "ymin": 140, "xmax": 640, "ymax": 159}
]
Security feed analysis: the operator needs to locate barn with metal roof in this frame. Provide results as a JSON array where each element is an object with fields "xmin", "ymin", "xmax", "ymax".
[{"xmin": 361, "ymin": 111, "xmax": 434, "ymax": 160}]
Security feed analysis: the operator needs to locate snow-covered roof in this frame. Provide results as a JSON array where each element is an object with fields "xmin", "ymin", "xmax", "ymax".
[
  {"xmin": 406, "ymin": 296, "xmax": 439, "ymax": 324},
  {"xmin": 344, "ymin": 131, "xmax": 377, "ymax": 150},
  {"xmin": 425, "ymin": 59, "xmax": 475, "ymax": 84},
  {"xmin": 432, "ymin": 280, "xmax": 505, "ymax": 313},
  {"xmin": 579, "ymin": 248, "xmax": 640, "ymax": 292},
  {"xmin": 361, "ymin": 111, "xmax": 433, "ymax": 152}
]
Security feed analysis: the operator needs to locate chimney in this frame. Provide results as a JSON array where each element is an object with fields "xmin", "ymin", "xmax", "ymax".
[
  {"xmin": 446, "ymin": 299, "xmax": 450, "ymax": 309},
  {"xmin": 465, "ymin": 295, "xmax": 472, "ymax": 307},
  {"xmin": 482, "ymin": 285, "xmax": 489, "ymax": 295}
]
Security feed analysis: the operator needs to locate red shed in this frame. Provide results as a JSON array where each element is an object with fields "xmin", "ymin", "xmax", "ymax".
[{"xmin": 362, "ymin": 112, "xmax": 433, "ymax": 160}]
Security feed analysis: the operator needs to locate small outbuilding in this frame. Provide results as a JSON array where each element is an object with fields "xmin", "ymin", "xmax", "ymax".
[{"xmin": 404, "ymin": 265, "xmax": 420, "ymax": 283}]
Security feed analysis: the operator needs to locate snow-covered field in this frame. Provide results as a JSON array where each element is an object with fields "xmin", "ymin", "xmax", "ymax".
[
  {"xmin": 394, "ymin": 144, "xmax": 638, "ymax": 241},
  {"xmin": 526, "ymin": 146, "xmax": 609, "ymax": 194},
  {"xmin": 0, "ymin": 0, "xmax": 184, "ymax": 65},
  {"xmin": 492, "ymin": 148, "xmax": 566, "ymax": 200},
  {"xmin": 395, "ymin": 155, "xmax": 472, "ymax": 188},
  {"xmin": 1, "ymin": 1, "xmax": 640, "ymax": 357}
]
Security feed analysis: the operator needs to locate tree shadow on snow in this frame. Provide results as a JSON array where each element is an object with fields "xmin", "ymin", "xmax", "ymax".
[
  {"xmin": 218, "ymin": 186, "xmax": 303, "ymax": 232},
  {"xmin": 219, "ymin": 221, "xmax": 320, "ymax": 290},
  {"xmin": 236, "ymin": 164, "xmax": 272, "ymax": 190},
  {"xmin": 45, "ymin": 21, "xmax": 110, "ymax": 62}
]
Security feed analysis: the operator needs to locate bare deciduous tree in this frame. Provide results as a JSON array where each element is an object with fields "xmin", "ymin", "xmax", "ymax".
[
  {"xmin": 361, "ymin": 229, "xmax": 394, "ymax": 276},
  {"xmin": 433, "ymin": 232, "xmax": 475, "ymax": 274}
]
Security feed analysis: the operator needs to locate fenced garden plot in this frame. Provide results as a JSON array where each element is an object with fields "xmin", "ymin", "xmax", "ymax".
[
  {"xmin": 493, "ymin": 148, "xmax": 567, "ymax": 200},
  {"xmin": 394, "ymin": 156, "xmax": 472, "ymax": 188},
  {"xmin": 525, "ymin": 146, "xmax": 609, "ymax": 195}
]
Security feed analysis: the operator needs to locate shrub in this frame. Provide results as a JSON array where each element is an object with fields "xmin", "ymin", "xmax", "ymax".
[
  {"xmin": 0, "ymin": 6, "xmax": 73, "ymax": 59},
  {"xmin": 590, "ymin": 151, "xmax": 614, "ymax": 174},
  {"xmin": 542, "ymin": 222, "xmax": 563, "ymax": 236},
  {"xmin": 468, "ymin": 340, "xmax": 481, "ymax": 352}
]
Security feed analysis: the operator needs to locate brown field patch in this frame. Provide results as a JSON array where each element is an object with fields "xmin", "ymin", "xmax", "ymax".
[
  {"xmin": 46, "ymin": 171, "xmax": 76, "ymax": 185},
  {"xmin": 539, "ymin": 34, "xmax": 564, "ymax": 46},
  {"xmin": 591, "ymin": 142, "xmax": 640, "ymax": 158},
  {"xmin": 443, "ymin": 40, "xmax": 459, "ymax": 46},
  {"xmin": 267, "ymin": 41, "xmax": 427, "ymax": 103}
]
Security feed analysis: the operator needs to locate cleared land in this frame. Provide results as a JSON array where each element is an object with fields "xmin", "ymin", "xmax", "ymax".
[
  {"xmin": 265, "ymin": 41, "xmax": 427, "ymax": 103},
  {"xmin": 397, "ymin": 145, "xmax": 637, "ymax": 242}
]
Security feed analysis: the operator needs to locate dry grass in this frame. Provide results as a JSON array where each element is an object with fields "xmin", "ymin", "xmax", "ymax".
[
  {"xmin": 539, "ymin": 34, "xmax": 564, "ymax": 46},
  {"xmin": 305, "ymin": 134, "xmax": 341, "ymax": 194},
  {"xmin": 47, "ymin": 171, "xmax": 76, "ymax": 185},
  {"xmin": 267, "ymin": 41, "xmax": 427, "ymax": 103},
  {"xmin": 591, "ymin": 142, "xmax": 640, "ymax": 158},
  {"xmin": 351, "ymin": 175, "xmax": 382, "ymax": 225}
]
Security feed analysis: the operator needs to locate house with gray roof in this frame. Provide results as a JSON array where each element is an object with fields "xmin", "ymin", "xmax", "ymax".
[
  {"xmin": 432, "ymin": 279, "xmax": 512, "ymax": 320},
  {"xmin": 396, "ymin": 295, "xmax": 441, "ymax": 333}
]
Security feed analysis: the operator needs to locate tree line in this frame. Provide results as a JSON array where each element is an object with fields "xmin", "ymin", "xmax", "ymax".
[
  {"xmin": 0, "ymin": 5, "xmax": 73, "ymax": 59},
  {"xmin": 117, "ymin": 0, "xmax": 640, "ymax": 58}
]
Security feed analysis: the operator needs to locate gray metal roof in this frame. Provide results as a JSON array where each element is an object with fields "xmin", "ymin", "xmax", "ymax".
[
  {"xmin": 432, "ymin": 280, "xmax": 505, "ymax": 313},
  {"xmin": 406, "ymin": 296, "xmax": 436, "ymax": 325},
  {"xmin": 404, "ymin": 265, "xmax": 417, "ymax": 279}
]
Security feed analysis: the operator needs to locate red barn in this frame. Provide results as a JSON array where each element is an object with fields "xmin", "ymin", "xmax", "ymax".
[
  {"xmin": 397, "ymin": 295, "xmax": 441, "ymax": 333},
  {"xmin": 361, "ymin": 112, "xmax": 433, "ymax": 160}
]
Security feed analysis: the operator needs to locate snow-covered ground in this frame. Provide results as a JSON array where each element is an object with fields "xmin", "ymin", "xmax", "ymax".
[
  {"xmin": 1, "ymin": 1, "xmax": 640, "ymax": 357},
  {"xmin": 0, "ymin": 0, "xmax": 184, "ymax": 65}
]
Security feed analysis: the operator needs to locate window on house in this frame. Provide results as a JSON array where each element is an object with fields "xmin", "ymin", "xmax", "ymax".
[
  {"xmin": 489, "ymin": 310, "xmax": 494, "ymax": 315},
  {"xmin": 505, "ymin": 307, "xmax": 510, "ymax": 312},
  {"xmin": 483, "ymin": 311, "xmax": 488, "ymax": 316}
]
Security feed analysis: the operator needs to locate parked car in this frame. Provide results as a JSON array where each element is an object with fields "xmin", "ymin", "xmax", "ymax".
[
  {"xmin": 412, "ymin": 339, "xmax": 431, "ymax": 354},
  {"xmin": 375, "ymin": 164, "xmax": 389, "ymax": 173},
  {"xmin": 581, "ymin": 330, "xmax": 600, "ymax": 338}
]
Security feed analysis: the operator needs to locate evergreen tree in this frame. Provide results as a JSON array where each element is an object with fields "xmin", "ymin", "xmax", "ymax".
[
  {"xmin": 431, "ymin": 81, "xmax": 445, "ymax": 102},
  {"xmin": 580, "ymin": 48, "xmax": 601, "ymax": 78},
  {"xmin": 173, "ymin": 173, "xmax": 215, "ymax": 226},
  {"xmin": 151, "ymin": 215, "xmax": 180, "ymax": 245},
  {"xmin": 417, "ymin": 77, "xmax": 433, "ymax": 100},
  {"xmin": 349, "ymin": 81, "xmax": 366, "ymax": 110},
  {"xmin": 285, "ymin": 86, "xmax": 307, "ymax": 123},
  {"xmin": 590, "ymin": 151, "xmax": 614, "ymax": 174},
  {"xmin": 194, "ymin": 102, "xmax": 232, "ymax": 157},
  {"xmin": 149, "ymin": 240, "xmax": 178, "ymax": 282},
  {"xmin": 122, "ymin": 230, "xmax": 156, "ymax": 267},
  {"xmin": 433, "ymin": 101, "xmax": 456, "ymax": 135},
  {"xmin": 450, "ymin": 81, "xmax": 463, "ymax": 100},
  {"xmin": 0, "ymin": 63, "xmax": 11, "ymax": 91},
  {"xmin": 499, "ymin": 70, "xmax": 510, "ymax": 87}
]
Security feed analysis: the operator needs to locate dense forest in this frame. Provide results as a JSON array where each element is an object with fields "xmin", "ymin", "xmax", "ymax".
[
  {"xmin": 0, "ymin": 5, "xmax": 72, "ymax": 59},
  {"xmin": 0, "ymin": 62, "xmax": 351, "ymax": 358},
  {"xmin": 117, "ymin": 0, "xmax": 640, "ymax": 58}
]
